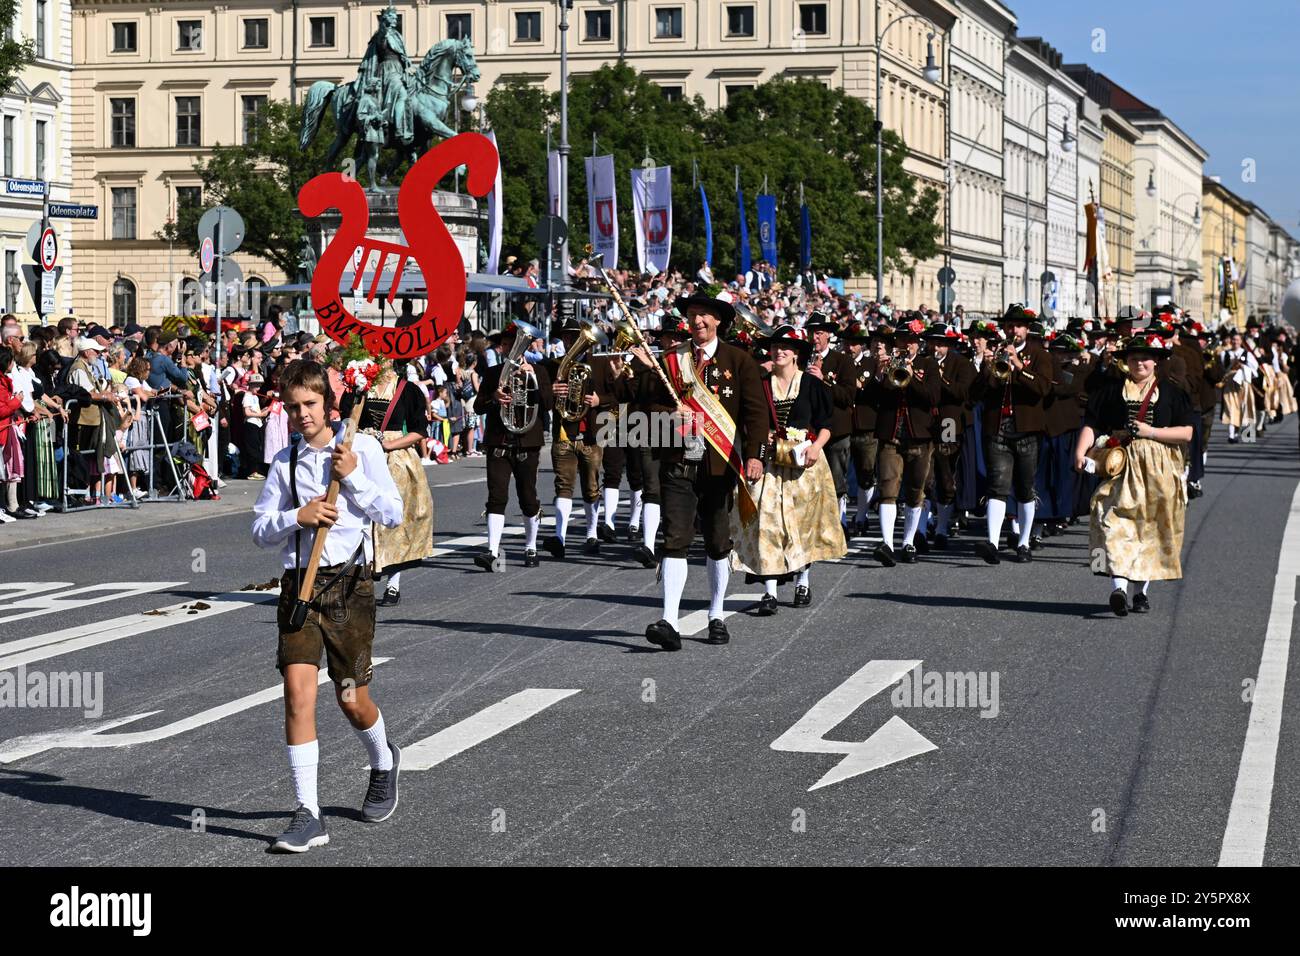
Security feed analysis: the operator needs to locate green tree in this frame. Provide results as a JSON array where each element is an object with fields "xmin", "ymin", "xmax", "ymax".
[
  {"xmin": 481, "ymin": 80, "xmax": 555, "ymax": 262},
  {"xmin": 0, "ymin": 1, "xmax": 35, "ymax": 98},
  {"xmin": 157, "ymin": 101, "xmax": 334, "ymax": 280}
]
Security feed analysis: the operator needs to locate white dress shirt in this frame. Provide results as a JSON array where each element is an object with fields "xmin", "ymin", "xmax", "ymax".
[{"xmin": 252, "ymin": 424, "xmax": 403, "ymax": 570}]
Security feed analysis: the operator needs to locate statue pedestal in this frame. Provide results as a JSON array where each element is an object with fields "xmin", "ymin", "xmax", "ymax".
[{"xmin": 309, "ymin": 187, "xmax": 484, "ymax": 321}]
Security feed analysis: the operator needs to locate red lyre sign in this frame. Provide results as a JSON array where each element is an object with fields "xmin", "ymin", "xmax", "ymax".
[{"xmin": 298, "ymin": 132, "xmax": 499, "ymax": 359}]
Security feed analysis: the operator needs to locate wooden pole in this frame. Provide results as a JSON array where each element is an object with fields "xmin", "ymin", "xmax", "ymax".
[{"xmin": 296, "ymin": 400, "xmax": 366, "ymax": 596}]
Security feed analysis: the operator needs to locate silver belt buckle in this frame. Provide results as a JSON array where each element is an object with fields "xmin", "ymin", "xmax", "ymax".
[{"xmin": 683, "ymin": 433, "xmax": 705, "ymax": 461}]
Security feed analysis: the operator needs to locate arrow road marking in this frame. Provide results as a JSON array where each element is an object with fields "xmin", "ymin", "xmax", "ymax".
[
  {"xmin": 0, "ymin": 659, "xmax": 392, "ymax": 764},
  {"xmin": 772, "ymin": 659, "xmax": 938, "ymax": 791},
  {"xmin": 400, "ymin": 689, "xmax": 580, "ymax": 771}
]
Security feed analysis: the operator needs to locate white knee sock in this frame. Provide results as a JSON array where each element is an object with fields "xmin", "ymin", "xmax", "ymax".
[
  {"xmin": 936, "ymin": 503, "xmax": 954, "ymax": 536},
  {"xmin": 796, "ymin": 565, "xmax": 810, "ymax": 588},
  {"xmin": 387, "ymin": 571, "xmax": 401, "ymax": 592},
  {"xmin": 901, "ymin": 504, "xmax": 923, "ymax": 547},
  {"xmin": 524, "ymin": 513, "xmax": 540, "ymax": 550},
  {"xmin": 838, "ymin": 495, "xmax": 848, "ymax": 523},
  {"xmin": 603, "ymin": 488, "xmax": 620, "ymax": 529},
  {"xmin": 661, "ymin": 556, "xmax": 688, "ymax": 631},
  {"xmin": 764, "ymin": 577, "xmax": 778, "ymax": 597},
  {"xmin": 866, "ymin": 485, "xmax": 878, "ymax": 508},
  {"xmin": 354, "ymin": 710, "xmax": 392, "ymax": 771},
  {"xmin": 642, "ymin": 502, "xmax": 661, "ymax": 548},
  {"xmin": 1111, "ymin": 576, "xmax": 1129, "ymax": 592},
  {"xmin": 1228, "ymin": 425, "xmax": 1238, "ymax": 439},
  {"xmin": 287, "ymin": 740, "xmax": 320, "ymax": 817},
  {"xmin": 629, "ymin": 489, "xmax": 644, "ymax": 528},
  {"xmin": 1138, "ymin": 579, "xmax": 1150, "ymax": 595},
  {"xmin": 879, "ymin": 502, "xmax": 898, "ymax": 549},
  {"xmin": 986, "ymin": 498, "xmax": 1007, "ymax": 544},
  {"xmin": 553, "ymin": 497, "xmax": 572, "ymax": 543},
  {"xmin": 855, "ymin": 489, "xmax": 871, "ymax": 522},
  {"xmin": 707, "ymin": 556, "xmax": 730, "ymax": 620},
  {"xmin": 1016, "ymin": 501, "xmax": 1035, "ymax": 548},
  {"xmin": 487, "ymin": 512, "xmax": 505, "ymax": 555},
  {"xmin": 584, "ymin": 501, "xmax": 599, "ymax": 539}
]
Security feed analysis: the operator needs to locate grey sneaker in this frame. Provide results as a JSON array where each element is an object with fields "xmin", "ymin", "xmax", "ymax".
[
  {"xmin": 362, "ymin": 742, "xmax": 401, "ymax": 822},
  {"xmin": 271, "ymin": 806, "xmax": 329, "ymax": 853}
]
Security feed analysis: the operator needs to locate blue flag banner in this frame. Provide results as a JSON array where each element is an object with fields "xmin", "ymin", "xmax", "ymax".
[
  {"xmin": 756, "ymin": 193, "xmax": 778, "ymax": 266},
  {"xmin": 699, "ymin": 183, "xmax": 713, "ymax": 266},
  {"xmin": 800, "ymin": 202, "xmax": 812, "ymax": 270},
  {"xmin": 737, "ymin": 185, "xmax": 752, "ymax": 276}
]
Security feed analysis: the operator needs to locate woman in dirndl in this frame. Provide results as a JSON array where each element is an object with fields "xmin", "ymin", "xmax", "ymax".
[
  {"xmin": 1074, "ymin": 331, "xmax": 1196, "ymax": 618},
  {"xmin": 340, "ymin": 359, "xmax": 434, "ymax": 606},
  {"xmin": 731, "ymin": 325, "xmax": 847, "ymax": 613}
]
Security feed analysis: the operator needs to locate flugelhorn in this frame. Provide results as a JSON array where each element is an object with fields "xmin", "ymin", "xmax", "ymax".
[
  {"xmin": 992, "ymin": 348, "xmax": 1014, "ymax": 381},
  {"xmin": 884, "ymin": 348, "xmax": 913, "ymax": 389}
]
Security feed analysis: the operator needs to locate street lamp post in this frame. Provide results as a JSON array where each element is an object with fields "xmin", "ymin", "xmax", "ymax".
[
  {"xmin": 1168, "ymin": 191, "xmax": 1200, "ymax": 306},
  {"xmin": 1125, "ymin": 156, "xmax": 1158, "ymax": 306},
  {"xmin": 875, "ymin": 3, "xmax": 940, "ymax": 302},
  {"xmin": 1020, "ymin": 101, "xmax": 1075, "ymax": 305}
]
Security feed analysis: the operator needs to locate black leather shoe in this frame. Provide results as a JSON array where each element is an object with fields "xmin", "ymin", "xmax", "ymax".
[
  {"xmin": 854, "ymin": 517, "xmax": 870, "ymax": 538},
  {"xmin": 598, "ymin": 523, "xmax": 617, "ymax": 543},
  {"xmin": 705, "ymin": 619, "xmax": 730, "ymax": 645},
  {"xmin": 873, "ymin": 542, "xmax": 896, "ymax": 567},
  {"xmin": 974, "ymin": 540, "xmax": 1000, "ymax": 565},
  {"xmin": 631, "ymin": 545, "xmax": 656, "ymax": 568},
  {"xmin": 1015, "ymin": 545, "xmax": 1032, "ymax": 563},
  {"xmin": 523, "ymin": 549, "xmax": 540, "ymax": 568},
  {"xmin": 757, "ymin": 593, "xmax": 778, "ymax": 616},
  {"xmin": 627, "ymin": 525, "xmax": 641, "ymax": 543},
  {"xmin": 381, "ymin": 587, "xmax": 400, "ymax": 606},
  {"xmin": 932, "ymin": 533, "xmax": 949, "ymax": 550},
  {"xmin": 913, "ymin": 533, "xmax": 930, "ymax": 555},
  {"xmin": 1109, "ymin": 588, "xmax": 1129, "ymax": 617},
  {"xmin": 582, "ymin": 537, "xmax": 601, "ymax": 556},
  {"xmin": 645, "ymin": 619, "xmax": 682, "ymax": 651},
  {"xmin": 899, "ymin": 544, "xmax": 917, "ymax": 563},
  {"xmin": 473, "ymin": 550, "xmax": 504, "ymax": 573},
  {"xmin": 793, "ymin": 585, "xmax": 811, "ymax": 607},
  {"xmin": 542, "ymin": 536, "xmax": 565, "ymax": 560},
  {"xmin": 1029, "ymin": 534, "xmax": 1044, "ymax": 551},
  {"xmin": 1131, "ymin": 592, "xmax": 1150, "ymax": 613}
]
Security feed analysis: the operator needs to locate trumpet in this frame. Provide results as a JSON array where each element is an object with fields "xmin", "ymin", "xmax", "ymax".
[
  {"xmin": 501, "ymin": 318, "xmax": 543, "ymax": 434},
  {"xmin": 595, "ymin": 268, "xmax": 690, "ymax": 401},
  {"xmin": 555, "ymin": 321, "xmax": 608, "ymax": 423}
]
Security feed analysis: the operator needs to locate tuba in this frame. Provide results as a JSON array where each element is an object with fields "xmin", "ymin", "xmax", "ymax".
[
  {"xmin": 556, "ymin": 321, "xmax": 608, "ymax": 422},
  {"xmin": 731, "ymin": 299, "xmax": 773, "ymax": 341},
  {"xmin": 502, "ymin": 318, "xmax": 543, "ymax": 434}
]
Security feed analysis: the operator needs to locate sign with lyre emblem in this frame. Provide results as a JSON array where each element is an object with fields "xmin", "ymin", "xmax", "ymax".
[{"xmin": 298, "ymin": 132, "xmax": 499, "ymax": 359}]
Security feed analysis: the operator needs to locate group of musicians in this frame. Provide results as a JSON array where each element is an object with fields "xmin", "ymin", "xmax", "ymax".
[{"xmin": 469, "ymin": 294, "xmax": 1283, "ymax": 636}]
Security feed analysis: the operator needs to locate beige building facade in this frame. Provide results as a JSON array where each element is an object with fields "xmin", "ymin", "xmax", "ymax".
[
  {"xmin": 3, "ymin": 0, "xmax": 74, "ymax": 321},
  {"xmin": 70, "ymin": 0, "xmax": 962, "ymax": 318}
]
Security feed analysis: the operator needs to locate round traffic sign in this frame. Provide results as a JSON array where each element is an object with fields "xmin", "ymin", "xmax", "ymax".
[
  {"xmin": 937, "ymin": 266, "xmax": 956, "ymax": 286},
  {"xmin": 200, "ymin": 236, "xmax": 215, "ymax": 274},
  {"xmin": 533, "ymin": 215, "xmax": 568, "ymax": 249},
  {"xmin": 39, "ymin": 227, "xmax": 57, "ymax": 271}
]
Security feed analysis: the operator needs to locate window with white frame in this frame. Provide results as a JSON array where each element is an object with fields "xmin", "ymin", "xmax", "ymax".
[
  {"xmin": 585, "ymin": 9, "xmax": 611, "ymax": 41},
  {"xmin": 243, "ymin": 18, "xmax": 269, "ymax": 49},
  {"xmin": 36, "ymin": 0, "xmax": 47, "ymax": 58},
  {"xmin": 799, "ymin": 3, "xmax": 827, "ymax": 36},
  {"xmin": 447, "ymin": 13, "xmax": 471, "ymax": 41},
  {"xmin": 112, "ymin": 21, "xmax": 137, "ymax": 52},
  {"xmin": 177, "ymin": 20, "xmax": 203, "ymax": 51},
  {"xmin": 725, "ymin": 5, "xmax": 754, "ymax": 38},
  {"xmin": 655, "ymin": 7, "xmax": 683, "ymax": 39},
  {"xmin": 515, "ymin": 11, "xmax": 542, "ymax": 42},
  {"xmin": 309, "ymin": 16, "xmax": 335, "ymax": 48},
  {"xmin": 35, "ymin": 120, "xmax": 46, "ymax": 181},
  {"xmin": 112, "ymin": 187, "xmax": 137, "ymax": 240},
  {"xmin": 242, "ymin": 95, "xmax": 268, "ymax": 145},
  {"xmin": 175, "ymin": 97, "xmax": 201, "ymax": 147},
  {"xmin": 111, "ymin": 98, "xmax": 135, "ymax": 147},
  {"xmin": 113, "ymin": 278, "xmax": 136, "ymax": 324},
  {"xmin": 2, "ymin": 116, "xmax": 12, "ymax": 178}
]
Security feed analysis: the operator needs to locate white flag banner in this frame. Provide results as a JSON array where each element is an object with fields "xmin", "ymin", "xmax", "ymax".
[
  {"xmin": 486, "ymin": 129, "xmax": 504, "ymax": 274},
  {"xmin": 546, "ymin": 150, "xmax": 561, "ymax": 217},
  {"xmin": 631, "ymin": 165, "xmax": 672, "ymax": 274},
  {"xmin": 585, "ymin": 154, "xmax": 618, "ymax": 269}
]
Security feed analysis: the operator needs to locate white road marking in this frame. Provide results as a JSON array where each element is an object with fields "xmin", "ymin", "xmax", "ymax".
[
  {"xmin": 1219, "ymin": 480, "xmax": 1300, "ymax": 866},
  {"xmin": 0, "ymin": 583, "xmax": 75, "ymax": 603},
  {"xmin": 400, "ymin": 689, "xmax": 580, "ymax": 771},
  {"xmin": 772, "ymin": 659, "xmax": 938, "ymax": 791},
  {"xmin": 430, "ymin": 478, "xmax": 486, "ymax": 488},
  {"xmin": 0, "ymin": 590, "xmax": 279, "ymax": 671},
  {"xmin": 677, "ymin": 593, "xmax": 761, "ymax": 636},
  {"xmin": 0, "ymin": 659, "xmax": 392, "ymax": 763},
  {"xmin": 0, "ymin": 582, "xmax": 188, "ymax": 628}
]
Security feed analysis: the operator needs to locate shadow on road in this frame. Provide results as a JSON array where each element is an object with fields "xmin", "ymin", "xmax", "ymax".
[
  {"xmin": 847, "ymin": 591, "xmax": 1110, "ymax": 618},
  {"xmin": 386, "ymin": 618, "xmax": 654, "ymax": 653}
]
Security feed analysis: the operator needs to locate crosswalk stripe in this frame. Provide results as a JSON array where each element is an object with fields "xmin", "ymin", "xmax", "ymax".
[{"xmin": 678, "ymin": 593, "xmax": 762, "ymax": 636}]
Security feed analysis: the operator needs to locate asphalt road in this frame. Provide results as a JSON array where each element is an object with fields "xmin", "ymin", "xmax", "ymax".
[{"xmin": 1, "ymin": 418, "xmax": 1298, "ymax": 866}]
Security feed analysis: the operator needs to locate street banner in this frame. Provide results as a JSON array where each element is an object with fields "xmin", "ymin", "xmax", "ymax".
[
  {"xmin": 585, "ymin": 154, "xmax": 618, "ymax": 268},
  {"xmin": 736, "ymin": 168, "xmax": 751, "ymax": 277},
  {"xmin": 756, "ymin": 193, "xmax": 778, "ymax": 266},
  {"xmin": 699, "ymin": 182, "xmax": 713, "ymax": 267},
  {"xmin": 800, "ymin": 195, "xmax": 812, "ymax": 271},
  {"xmin": 631, "ymin": 164, "xmax": 672, "ymax": 274},
  {"xmin": 546, "ymin": 149, "xmax": 561, "ymax": 217},
  {"xmin": 1083, "ymin": 201, "xmax": 1100, "ymax": 319},
  {"xmin": 486, "ymin": 130, "xmax": 503, "ymax": 274}
]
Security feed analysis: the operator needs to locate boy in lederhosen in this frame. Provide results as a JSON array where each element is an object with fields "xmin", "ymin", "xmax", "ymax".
[{"xmin": 252, "ymin": 360, "xmax": 404, "ymax": 853}]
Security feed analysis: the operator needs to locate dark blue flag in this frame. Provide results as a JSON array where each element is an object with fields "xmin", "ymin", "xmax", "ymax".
[
  {"xmin": 800, "ymin": 201, "xmax": 812, "ymax": 270},
  {"xmin": 699, "ymin": 183, "xmax": 713, "ymax": 266},
  {"xmin": 737, "ymin": 183, "xmax": 751, "ymax": 277},
  {"xmin": 756, "ymin": 193, "xmax": 777, "ymax": 266}
]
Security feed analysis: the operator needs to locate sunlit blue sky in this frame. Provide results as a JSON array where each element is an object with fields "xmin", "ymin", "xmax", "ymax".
[{"xmin": 1013, "ymin": 0, "xmax": 1299, "ymax": 236}]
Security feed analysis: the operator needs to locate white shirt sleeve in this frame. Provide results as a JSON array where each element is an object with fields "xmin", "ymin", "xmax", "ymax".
[{"xmin": 251, "ymin": 454, "xmax": 300, "ymax": 549}]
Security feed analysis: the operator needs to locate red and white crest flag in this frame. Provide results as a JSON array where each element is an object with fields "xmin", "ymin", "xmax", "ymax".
[
  {"xmin": 585, "ymin": 153, "xmax": 618, "ymax": 268},
  {"xmin": 631, "ymin": 164, "xmax": 672, "ymax": 274}
]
